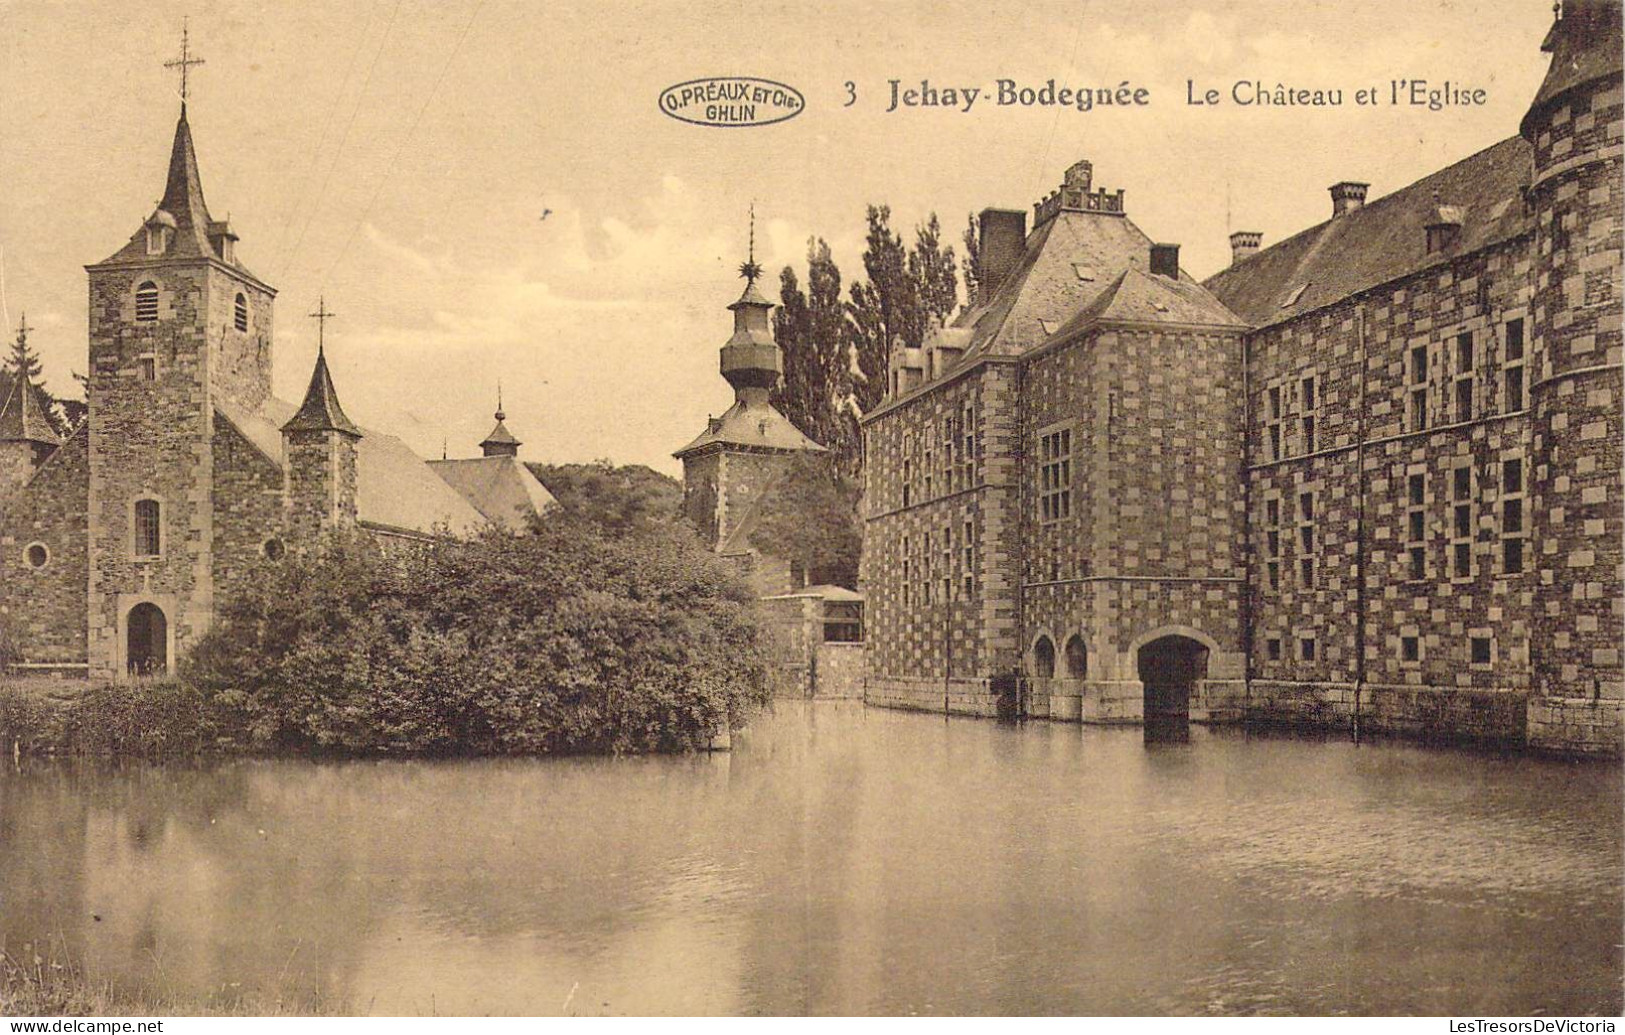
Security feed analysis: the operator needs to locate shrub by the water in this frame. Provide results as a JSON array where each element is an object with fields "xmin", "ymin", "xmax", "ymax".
[{"xmin": 179, "ymin": 516, "xmax": 770, "ymax": 755}]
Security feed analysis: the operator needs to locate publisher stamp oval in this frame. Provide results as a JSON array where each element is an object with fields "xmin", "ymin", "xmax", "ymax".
[{"xmin": 659, "ymin": 77, "xmax": 805, "ymax": 127}]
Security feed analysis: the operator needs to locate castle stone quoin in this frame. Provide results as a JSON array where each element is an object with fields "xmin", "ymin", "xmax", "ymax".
[
  {"xmin": 858, "ymin": 0, "xmax": 1623, "ymax": 754},
  {"xmin": 0, "ymin": 99, "xmax": 556, "ymax": 681}
]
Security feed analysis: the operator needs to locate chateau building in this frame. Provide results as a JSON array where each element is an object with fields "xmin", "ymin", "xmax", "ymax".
[
  {"xmin": 859, "ymin": 0, "xmax": 1622, "ymax": 753},
  {"xmin": 0, "ymin": 98, "xmax": 555, "ymax": 679}
]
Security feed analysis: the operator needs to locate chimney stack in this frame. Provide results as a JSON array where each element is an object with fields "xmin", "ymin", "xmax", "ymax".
[
  {"xmin": 977, "ymin": 208, "xmax": 1027, "ymax": 306},
  {"xmin": 1330, "ymin": 181, "xmax": 1369, "ymax": 218},
  {"xmin": 1149, "ymin": 243, "xmax": 1180, "ymax": 279},
  {"xmin": 1229, "ymin": 231, "xmax": 1262, "ymax": 266}
]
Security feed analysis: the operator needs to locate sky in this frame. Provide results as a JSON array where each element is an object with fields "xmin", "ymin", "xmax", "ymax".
[{"xmin": 0, "ymin": 0, "xmax": 1555, "ymax": 475}]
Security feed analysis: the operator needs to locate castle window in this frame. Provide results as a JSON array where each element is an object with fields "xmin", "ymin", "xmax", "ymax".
[
  {"xmin": 902, "ymin": 460, "xmax": 912, "ymax": 508},
  {"xmin": 1265, "ymin": 496, "xmax": 1282, "ymax": 591},
  {"xmin": 24, "ymin": 542, "xmax": 49, "ymax": 570},
  {"xmin": 962, "ymin": 519, "xmax": 975, "ymax": 598},
  {"xmin": 1064, "ymin": 635, "xmax": 1088, "ymax": 678},
  {"xmin": 1500, "ymin": 456, "xmax": 1527, "ymax": 575},
  {"xmin": 1038, "ymin": 425, "xmax": 1072, "ymax": 524},
  {"xmin": 1265, "ymin": 384, "xmax": 1283, "ymax": 461},
  {"xmin": 1502, "ymin": 318, "xmax": 1526, "ymax": 412},
  {"xmin": 234, "ymin": 293, "xmax": 249, "ymax": 333},
  {"xmin": 1032, "ymin": 636, "xmax": 1056, "ymax": 679},
  {"xmin": 1470, "ymin": 635, "xmax": 1493, "ymax": 666},
  {"xmin": 135, "ymin": 281, "xmax": 159, "ymax": 323},
  {"xmin": 1299, "ymin": 374, "xmax": 1318, "ymax": 454},
  {"xmin": 1266, "ymin": 636, "xmax": 1282, "ymax": 661},
  {"xmin": 133, "ymin": 498, "xmax": 161, "ymax": 558},
  {"xmin": 1297, "ymin": 490, "xmax": 1316, "ymax": 585},
  {"xmin": 941, "ymin": 523, "xmax": 952, "ymax": 603},
  {"xmin": 924, "ymin": 531, "xmax": 933, "ymax": 605},
  {"xmin": 1450, "ymin": 465, "xmax": 1473, "ymax": 580},
  {"xmin": 944, "ymin": 417, "xmax": 957, "ymax": 493},
  {"xmin": 1408, "ymin": 344, "xmax": 1430, "ymax": 432},
  {"xmin": 1402, "ymin": 635, "xmax": 1421, "ymax": 663},
  {"xmin": 961, "ymin": 403, "xmax": 976, "ymax": 487},
  {"xmin": 1405, "ymin": 471, "xmax": 1428, "ymax": 581},
  {"xmin": 902, "ymin": 535, "xmax": 911, "ymax": 607},
  {"xmin": 924, "ymin": 448, "xmax": 933, "ymax": 499},
  {"xmin": 1452, "ymin": 331, "xmax": 1475, "ymax": 423},
  {"xmin": 1298, "ymin": 634, "xmax": 1317, "ymax": 662}
]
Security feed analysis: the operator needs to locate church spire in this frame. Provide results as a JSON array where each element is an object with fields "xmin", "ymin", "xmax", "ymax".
[{"xmin": 282, "ymin": 299, "xmax": 360, "ymax": 437}]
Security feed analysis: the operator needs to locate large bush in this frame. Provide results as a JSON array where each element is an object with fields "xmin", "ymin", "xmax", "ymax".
[{"xmin": 183, "ymin": 517, "xmax": 770, "ymax": 755}]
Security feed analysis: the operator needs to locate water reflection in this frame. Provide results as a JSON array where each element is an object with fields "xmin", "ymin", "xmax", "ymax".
[{"xmin": 1, "ymin": 702, "xmax": 1619, "ymax": 1016}]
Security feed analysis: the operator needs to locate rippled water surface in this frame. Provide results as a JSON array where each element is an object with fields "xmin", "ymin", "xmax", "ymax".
[{"xmin": 2, "ymin": 702, "xmax": 1620, "ymax": 1015}]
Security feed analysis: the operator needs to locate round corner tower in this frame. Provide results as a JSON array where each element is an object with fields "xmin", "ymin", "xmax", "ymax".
[{"xmin": 1521, "ymin": 0, "xmax": 1624, "ymax": 751}]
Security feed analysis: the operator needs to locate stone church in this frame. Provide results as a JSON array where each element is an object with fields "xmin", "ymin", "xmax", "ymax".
[
  {"xmin": 860, "ymin": 0, "xmax": 1622, "ymax": 753},
  {"xmin": 0, "ymin": 100, "xmax": 555, "ymax": 680}
]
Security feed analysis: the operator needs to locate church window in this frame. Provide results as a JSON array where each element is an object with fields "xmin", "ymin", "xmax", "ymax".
[
  {"xmin": 138, "ymin": 355, "xmax": 157, "ymax": 382},
  {"xmin": 234, "ymin": 293, "xmax": 249, "ymax": 332},
  {"xmin": 1032, "ymin": 636, "xmax": 1056, "ymax": 678},
  {"xmin": 24, "ymin": 542, "xmax": 49, "ymax": 570},
  {"xmin": 262, "ymin": 537, "xmax": 286, "ymax": 562},
  {"xmin": 1502, "ymin": 318, "xmax": 1526, "ymax": 412},
  {"xmin": 1039, "ymin": 425, "xmax": 1072, "ymax": 524},
  {"xmin": 133, "ymin": 498, "xmax": 161, "ymax": 558},
  {"xmin": 135, "ymin": 281, "xmax": 159, "ymax": 323}
]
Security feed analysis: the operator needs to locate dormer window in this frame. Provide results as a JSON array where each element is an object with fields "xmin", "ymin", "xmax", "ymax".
[
  {"xmin": 234, "ymin": 293, "xmax": 249, "ymax": 332},
  {"xmin": 135, "ymin": 281, "xmax": 159, "ymax": 323},
  {"xmin": 146, "ymin": 226, "xmax": 167, "ymax": 255}
]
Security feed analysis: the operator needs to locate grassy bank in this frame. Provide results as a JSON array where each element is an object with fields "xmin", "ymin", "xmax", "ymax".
[
  {"xmin": 1, "ymin": 948, "xmax": 336, "ymax": 1017},
  {"xmin": 0, "ymin": 681, "xmax": 237, "ymax": 760}
]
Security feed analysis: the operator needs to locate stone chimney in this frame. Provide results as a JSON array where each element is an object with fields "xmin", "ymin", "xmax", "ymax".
[
  {"xmin": 1150, "ymin": 243, "xmax": 1180, "ymax": 279},
  {"xmin": 1229, "ymin": 231, "xmax": 1262, "ymax": 266},
  {"xmin": 1330, "ymin": 181, "xmax": 1369, "ymax": 218},
  {"xmin": 977, "ymin": 208, "xmax": 1027, "ymax": 306}
]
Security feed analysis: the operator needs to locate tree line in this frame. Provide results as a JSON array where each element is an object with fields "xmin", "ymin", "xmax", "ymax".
[{"xmin": 770, "ymin": 208, "xmax": 983, "ymax": 477}]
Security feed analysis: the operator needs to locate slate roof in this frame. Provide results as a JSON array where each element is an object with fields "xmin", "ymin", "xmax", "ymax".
[
  {"xmin": 427, "ymin": 456, "xmax": 557, "ymax": 531},
  {"xmin": 480, "ymin": 419, "xmax": 520, "ymax": 449},
  {"xmin": 1049, "ymin": 267, "xmax": 1247, "ymax": 343},
  {"xmin": 673, "ymin": 398, "xmax": 824, "ymax": 458},
  {"xmin": 0, "ymin": 373, "xmax": 61, "ymax": 445},
  {"xmin": 761, "ymin": 584, "xmax": 863, "ymax": 602},
  {"xmin": 1203, "ymin": 136, "xmax": 1533, "ymax": 329},
  {"xmin": 282, "ymin": 349, "xmax": 362, "ymax": 436},
  {"xmin": 1522, "ymin": 0, "xmax": 1623, "ymax": 137},
  {"xmin": 956, "ymin": 208, "xmax": 1204, "ymax": 361},
  {"xmin": 94, "ymin": 110, "xmax": 266, "ymax": 284},
  {"xmin": 217, "ymin": 396, "xmax": 487, "ymax": 536}
]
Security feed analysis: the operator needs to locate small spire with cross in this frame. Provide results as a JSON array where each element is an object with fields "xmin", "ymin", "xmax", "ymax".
[
  {"xmin": 164, "ymin": 17, "xmax": 206, "ymax": 112},
  {"xmin": 737, "ymin": 202, "xmax": 762, "ymax": 287},
  {"xmin": 309, "ymin": 296, "xmax": 336, "ymax": 355}
]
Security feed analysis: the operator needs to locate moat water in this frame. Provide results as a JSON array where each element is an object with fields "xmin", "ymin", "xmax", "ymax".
[{"xmin": 2, "ymin": 701, "xmax": 1620, "ymax": 1016}]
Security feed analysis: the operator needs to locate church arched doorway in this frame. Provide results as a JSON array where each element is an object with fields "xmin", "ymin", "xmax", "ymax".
[
  {"xmin": 127, "ymin": 603, "xmax": 168, "ymax": 677},
  {"xmin": 1137, "ymin": 634, "xmax": 1208, "ymax": 724}
]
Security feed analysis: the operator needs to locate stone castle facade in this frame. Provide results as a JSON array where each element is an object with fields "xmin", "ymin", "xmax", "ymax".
[
  {"xmin": 859, "ymin": 0, "xmax": 1623, "ymax": 753},
  {"xmin": 0, "ymin": 102, "xmax": 555, "ymax": 680}
]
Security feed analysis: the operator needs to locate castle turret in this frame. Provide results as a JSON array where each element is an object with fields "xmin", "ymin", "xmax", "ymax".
[
  {"xmin": 480, "ymin": 389, "xmax": 522, "ymax": 458},
  {"xmin": 674, "ymin": 222, "xmax": 824, "ymax": 562},
  {"xmin": 1520, "ymin": 0, "xmax": 1623, "ymax": 752},
  {"xmin": 281, "ymin": 329, "xmax": 362, "ymax": 542}
]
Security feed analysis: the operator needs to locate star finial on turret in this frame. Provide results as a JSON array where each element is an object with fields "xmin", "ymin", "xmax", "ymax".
[{"xmin": 737, "ymin": 203, "xmax": 762, "ymax": 286}]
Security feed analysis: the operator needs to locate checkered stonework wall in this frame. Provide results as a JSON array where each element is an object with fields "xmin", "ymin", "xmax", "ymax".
[
  {"xmin": 1245, "ymin": 237, "xmax": 1538, "ymax": 702},
  {"xmin": 862, "ymin": 362, "xmax": 1022, "ymax": 711},
  {"xmin": 1527, "ymin": 73, "xmax": 1624, "ymax": 751},
  {"xmin": 1019, "ymin": 325, "xmax": 1247, "ymax": 720}
]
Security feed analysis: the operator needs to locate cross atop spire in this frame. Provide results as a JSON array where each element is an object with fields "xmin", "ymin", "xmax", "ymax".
[
  {"xmin": 495, "ymin": 380, "xmax": 505, "ymax": 422},
  {"xmin": 309, "ymin": 296, "xmax": 336, "ymax": 354},
  {"xmin": 164, "ymin": 18, "xmax": 206, "ymax": 112},
  {"xmin": 15, "ymin": 311, "xmax": 34, "ymax": 345}
]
